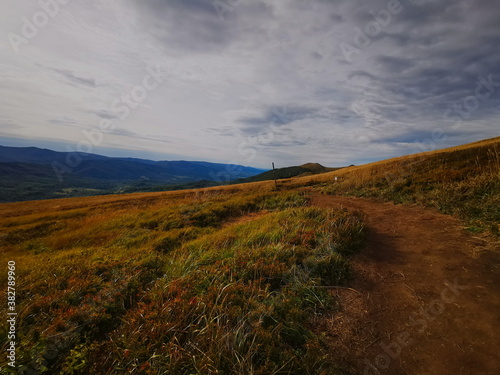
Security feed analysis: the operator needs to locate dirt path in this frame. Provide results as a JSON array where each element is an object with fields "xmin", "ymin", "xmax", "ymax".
[{"xmin": 309, "ymin": 193, "xmax": 500, "ymax": 375}]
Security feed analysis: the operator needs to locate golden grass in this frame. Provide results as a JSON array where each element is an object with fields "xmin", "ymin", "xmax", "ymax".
[
  {"xmin": 284, "ymin": 136, "xmax": 500, "ymax": 234},
  {"xmin": 0, "ymin": 186, "xmax": 366, "ymax": 374},
  {"xmin": 0, "ymin": 136, "xmax": 497, "ymax": 373}
]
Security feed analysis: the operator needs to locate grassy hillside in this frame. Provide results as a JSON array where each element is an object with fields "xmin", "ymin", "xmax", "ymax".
[
  {"xmin": 293, "ymin": 137, "xmax": 500, "ymax": 235},
  {"xmin": 232, "ymin": 163, "xmax": 342, "ymax": 184},
  {"xmin": 0, "ymin": 185, "xmax": 364, "ymax": 374},
  {"xmin": 1, "ymin": 136, "xmax": 498, "ymax": 374}
]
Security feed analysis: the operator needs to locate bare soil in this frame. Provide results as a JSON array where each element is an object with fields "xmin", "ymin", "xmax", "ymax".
[{"xmin": 309, "ymin": 193, "xmax": 500, "ymax": 375}]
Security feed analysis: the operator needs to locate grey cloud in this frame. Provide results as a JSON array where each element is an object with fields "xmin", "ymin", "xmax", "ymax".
[
  {"xmin": 0, "ymin": 120, "xmax": 24, "ymax": 131},
  {"xmin": 237, "ymin": 106, "xmax": 318, "ymax": 129},
  {"xmin": 376, "ymin": 55, "xmax": 415, "ymax": 74},
  {"xmin": 2, "ymin": 0, "xmax": 499, "ymax": 168},
  {"xmin": 106, "ymin": 128, "xmax": 136, "ymax": 137},
  {"xmin": 135, "ymin": 0, "xmax": 273, "ymax": 53},
  {"xmin": 52, "ymin": 69, "xmax": 97, "ymax": 88},
  {"xmin": 106, "ymin": 128, "xmax": 175, "ymax": 144},
  {"xmin": 49, "ymin": 117, "xmax": 85, "ymax": 127},
  {"xmin": 205, "ymin": 126, "xmax": 237, "ymax": 137},
  {"xmin": 391, "ymin": 0, "xmax": 460, "ymax": 27},
  {"xmin": 330, "ymin": 13, "xmax": 344, "ymax": 23},
  {"xmin": 371, "ymin": 130, "xmax": 449, "ymax": 145},
  {"xmin": 343, "ymin": 0, "xmax": 500, "ymax": 131},
  {"xmin": 266, "ymin": 140, "xmax": 307, "ymax": 147},
  {"xmin": 311, "ymin": 51, "xmax": 324, "ymax": 60},
  {"xmin": 87, "ymin": 110, "xmax": 121, "ymax": 120}
]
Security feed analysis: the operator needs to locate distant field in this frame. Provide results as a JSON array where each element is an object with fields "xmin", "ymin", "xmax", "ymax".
[{"xmin": 1, "ymin": 136, "xmax": 498, "ymax": 374}]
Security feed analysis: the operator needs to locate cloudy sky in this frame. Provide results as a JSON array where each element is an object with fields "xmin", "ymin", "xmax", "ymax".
[{"xmin": 0, "ymin": 0, "xmax": 499, "ymax": 168}]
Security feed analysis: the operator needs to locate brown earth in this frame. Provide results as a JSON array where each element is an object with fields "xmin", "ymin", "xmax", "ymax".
[{"xmin": 308, "ymin": 192, "xmax": 500, "ymax": 375}]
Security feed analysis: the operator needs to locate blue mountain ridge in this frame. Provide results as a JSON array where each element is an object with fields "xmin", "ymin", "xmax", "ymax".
[{"xmin": 0, "ymin": 145, "xmax": 267, "ymax": 182}]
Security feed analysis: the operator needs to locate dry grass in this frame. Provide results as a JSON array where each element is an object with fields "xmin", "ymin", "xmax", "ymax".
[
  {"xmin": 1, "ymin": 136, "xmax": 497, "ymax": 374},
  {"xmin": 289, "ymin": 136, "xmax": 500, "ymax": 235},
  {"xmin": 0, "ymin": 187, "xmax": 364, "ymax": 374}
]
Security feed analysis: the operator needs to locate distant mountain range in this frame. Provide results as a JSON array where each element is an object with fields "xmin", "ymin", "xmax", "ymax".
[
  {"xmin": 0, "ymin": 145, "xmax": 267, "ymax": 202},
  {"xmin": 0, "ymin": 145, "xmax": 344, "ymax": 203},
  {"xmin": 0, "ymin": 146, "xmax": 265, "ymax": 182}
]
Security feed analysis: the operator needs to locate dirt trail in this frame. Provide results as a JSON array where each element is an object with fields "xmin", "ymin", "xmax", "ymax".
[{"xmin": 309, "ymin": 193, "xmax": 500, "ymax": 375}]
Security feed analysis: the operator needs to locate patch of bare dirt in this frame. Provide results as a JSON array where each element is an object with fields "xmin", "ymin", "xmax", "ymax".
[{"xmin": 309, "ymin": 193, "xmax": 500, "ymax": 375}]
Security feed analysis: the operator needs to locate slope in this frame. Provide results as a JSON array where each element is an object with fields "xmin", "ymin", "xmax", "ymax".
[
  {"xmin": 0, "ymin": 137, "xmax": 498, "ymax": 374},
  {"xmin": 288, "ymin": 136, "xmax": 500, "ymax": 234},
  {"xmin": 232, "ymin": 162, "xmax": 343, "ymax": 184}
]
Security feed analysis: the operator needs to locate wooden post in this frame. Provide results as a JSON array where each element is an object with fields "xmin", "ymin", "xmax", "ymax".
[{"xmin": 272, "ymin": 162, "xmax": 278, "ymax": 191}]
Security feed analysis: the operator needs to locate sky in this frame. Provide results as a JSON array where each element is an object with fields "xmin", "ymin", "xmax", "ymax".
[{"xmin": 0, "ymin": 0, "xmax": 499, "ymax": 169}]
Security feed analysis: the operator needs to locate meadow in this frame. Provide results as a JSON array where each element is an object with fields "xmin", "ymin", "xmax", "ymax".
[
  {"xmin": 0, "ymin": 185, "xmax": 364, "ymax": 374},
  {"xmin": 1, "ymin": 136, "xmax": 498, "ymax": 374}
]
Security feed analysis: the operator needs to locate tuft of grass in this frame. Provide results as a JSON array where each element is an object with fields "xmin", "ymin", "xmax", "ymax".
[{"xmin": 92, "ymin": 207, "xmax": 363, "ymax": 375}]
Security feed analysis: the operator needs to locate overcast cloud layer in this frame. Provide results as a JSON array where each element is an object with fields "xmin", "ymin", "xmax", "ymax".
[{"xmin": 0, "ymin": 0, "xmax": 499, "ymax": 168}]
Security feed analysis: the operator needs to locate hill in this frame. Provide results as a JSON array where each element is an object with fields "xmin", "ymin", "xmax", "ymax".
[
  {"xmin": 290, "ymin": 136, "xmax": 500, "ymax": 234},
  {"xmin": 232, "ymin": 162, "xmax": 344, "ymax": 184},
  {"xmin": 0, "ymin": 137, "xmax": 498, "ymax": 374}
]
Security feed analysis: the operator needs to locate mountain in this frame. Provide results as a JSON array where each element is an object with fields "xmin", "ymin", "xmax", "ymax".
[
  {"xmin": 0, "ymin": 145, "xmax": 266, "ymax": 202},
  {"xmin": 0, "ymin": 146, "xmax": 265, "ymax": 182},
  {"xmin": 0, "ymin": 146, "xmax": 108, "ymax": 164},
  {"xmin": 231, "ymin": 162, "xmax": 346, "ymax": 184},
  {"xmin": 0, "ymin": 146, "xmax": 347, "ymax": 203}
]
